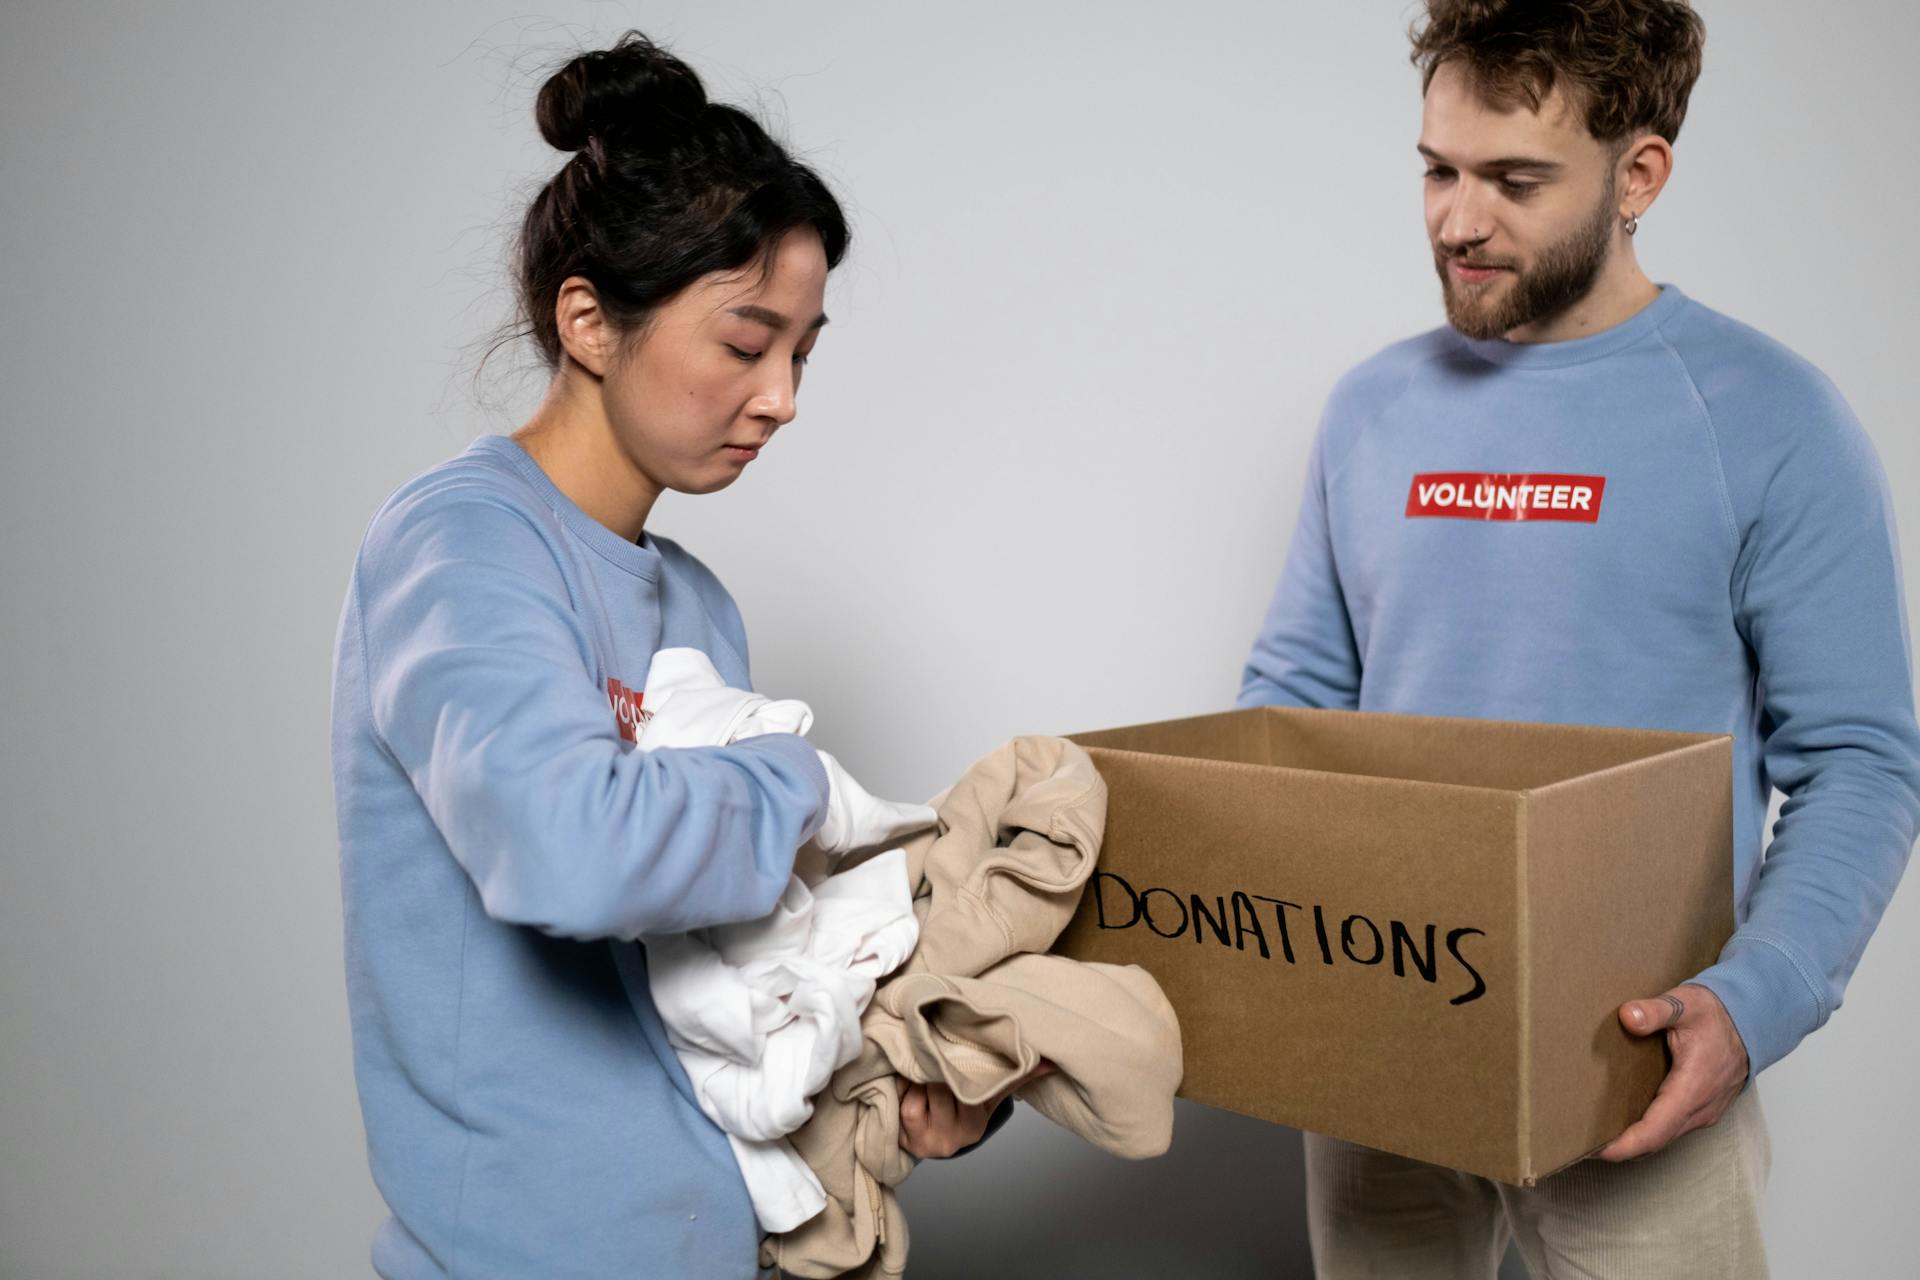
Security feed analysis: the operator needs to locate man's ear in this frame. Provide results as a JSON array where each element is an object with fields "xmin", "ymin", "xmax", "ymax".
[{"xmin": 1618, "ymin": 132, "xmax": 1675, "ymax": 223}]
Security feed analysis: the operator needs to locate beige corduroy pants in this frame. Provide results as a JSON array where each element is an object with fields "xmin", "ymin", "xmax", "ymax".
[{"xmin": 1305, "ymin": 1088, "xmax": 1770, "ymax": 1279}]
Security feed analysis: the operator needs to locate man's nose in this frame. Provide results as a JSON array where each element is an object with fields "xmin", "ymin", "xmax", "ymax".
[{"xmin": 1437, "ymin": 182, "xmax": 1493, "ymax": 252}]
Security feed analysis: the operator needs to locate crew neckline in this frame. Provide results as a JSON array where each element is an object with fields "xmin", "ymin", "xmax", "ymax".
[
  {"xmin": 1456, "ymin": 283, "xmax": 1687, "ymax": 370},
  {"xmin": 469, "ymin": 434, "xmax": 662, "ymax": 579}
]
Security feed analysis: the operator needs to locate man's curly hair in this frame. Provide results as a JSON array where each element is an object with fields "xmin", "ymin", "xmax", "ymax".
[{"xmin": 1411, "ymin": 1, "xmax": 1706, "ymax": 144}]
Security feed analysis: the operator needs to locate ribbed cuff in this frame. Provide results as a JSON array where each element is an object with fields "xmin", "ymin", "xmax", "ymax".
[{"xmin": 1690, "ymin": 931, "xmax": 1828, "ymax": 1080}]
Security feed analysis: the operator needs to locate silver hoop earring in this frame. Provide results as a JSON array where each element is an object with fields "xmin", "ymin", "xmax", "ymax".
[{"xmin": 1623, "ymin": 211, "xmax": 1640, "ymax": 236}]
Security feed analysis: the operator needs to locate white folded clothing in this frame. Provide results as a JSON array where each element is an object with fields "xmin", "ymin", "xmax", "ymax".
[
  {"xmin": 632, "ymin": 648, "xmax": 934, "ymax": 1231},
  {"xmin": 636, "ymin": 647, "xmax": 814, "ymax": 747},
  {"xmin": 812, "ymin": 748, "xmax": 944, "ymax": 857},
  {"xmin": 648, "ymin": 850, "xmax": 920, "ymax": 1140},
  {"xmin": 726, "ymin": 1133, "xmax": 827, "ymax": 1234}
]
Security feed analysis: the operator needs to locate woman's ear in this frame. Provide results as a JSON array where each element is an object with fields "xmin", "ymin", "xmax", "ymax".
[{"xmin": 554, "ymin": 276, "xmax": 615, "ymax": 377}]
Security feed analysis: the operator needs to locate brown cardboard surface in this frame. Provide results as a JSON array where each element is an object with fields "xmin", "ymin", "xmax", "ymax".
[
  {"xmin": 1055, "ymin": 706, "xmax": 1733, "ymax": 1185},
  {"xmin": 1521, "ymin": 742, "xmax": 1734, "ymax": 1179}
]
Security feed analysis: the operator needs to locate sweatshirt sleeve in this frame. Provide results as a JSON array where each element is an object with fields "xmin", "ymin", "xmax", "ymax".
[
  {"xmin": 354, "ymin": 483, "xmax": 830, "ymax": 941},
  {"xmin": 1239, "ymin": 420, "xmax": 1364, "ymax": 711},
  {"xmin": 1689, "ymin": 380, "xmax": 1920, "ymax": 1077}
]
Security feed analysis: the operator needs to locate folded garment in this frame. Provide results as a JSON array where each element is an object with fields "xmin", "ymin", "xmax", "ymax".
[
  {"xmin": 865, "ymin": 955, "xmax": 1181, "ymax": 1156},
  {"xmin": 641, "ymin": 648, "xmax": 936, "ymax": 858},
  {"xmin": 637, "ymin": 645, "xmax": 816, "ymax": 747},
  {"xmin": 897, "ymin": 734, "xmax": 1107, "ymax": 979},
  {"xmin": 813, "ymin": 748, "xmax": 946, "ymax": 857},
  {"xmin": 648, "ymin": 850, "xmax": 920, "ymax": 1141},
  {"xmin": 632, "ymin": 649, "xmax": 935, "ymax": 1232},
  {"xmin": 762, "ymin": 736, "xmax": 1184, "ymax": 1278}
]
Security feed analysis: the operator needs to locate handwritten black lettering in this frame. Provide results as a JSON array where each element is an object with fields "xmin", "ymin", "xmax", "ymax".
[
  {"xmin": 1250, "ymin": 895, "xmax": 1300, "ymax": 963},
  {"xmin": 1446, "ymin": 927, "xmax": 1488, "ymax": 1006},
  {"xmin": 1190, "ymin": 894, "xmax": 1231, "ymax": 947},
  {"xmin": 1230, "ymin": 891, "xmax": 1270, "ymax": 959},
  {"xmin": 1141, "ymin": 888, "xmax": 1189, "ymax": 940},
  {"xmin": 1391, "ymin": 920, "xmax": 1438, "ymax": 983},
  {"xmin": 1340, "ymin": 914, "xmax": 1384, "ymax": 965},
  {"xmin": 1093, "ymin": 870, "xmax": 1141, "ymax": 930},
  {"xmin": 1080, "ymin": 871, "xmax": 1492, "ymax": 1008}
]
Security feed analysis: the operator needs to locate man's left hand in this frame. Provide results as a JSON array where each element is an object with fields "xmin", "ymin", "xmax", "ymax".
[{"xmin": 1597, "ymin": 982, "xmax": 1749, "ymax": 1162}]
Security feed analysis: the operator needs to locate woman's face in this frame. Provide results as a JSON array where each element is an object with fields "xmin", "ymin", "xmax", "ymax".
[{"xmin": 601, "ymin": 227, "xmax": 830, "ymax": 496}]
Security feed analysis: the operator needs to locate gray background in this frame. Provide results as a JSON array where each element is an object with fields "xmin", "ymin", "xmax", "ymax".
[{"xmin": 3, "ymin": 1, "xmax": 1915, "ymax": 1276}]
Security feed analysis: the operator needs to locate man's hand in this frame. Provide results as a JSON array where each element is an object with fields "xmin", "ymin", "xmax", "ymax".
[
  {"xmin": 897, "ymin": 1063, "xmax": 1054, "ymax": 1159},
  {"xmin": 1597, "ymin": 983, "xmax": 1749, "ymax": 1162}
]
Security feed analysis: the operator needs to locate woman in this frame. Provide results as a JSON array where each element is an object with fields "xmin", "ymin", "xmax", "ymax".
[{"xmin": 331, "ymin": 33, "xmax": 997, "ymax": 1278}]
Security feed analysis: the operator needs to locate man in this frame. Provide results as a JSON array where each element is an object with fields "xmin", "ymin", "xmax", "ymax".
[{"xmin": 1238, "ymin": 2, "xmax": 1920, "ymax": 1276}]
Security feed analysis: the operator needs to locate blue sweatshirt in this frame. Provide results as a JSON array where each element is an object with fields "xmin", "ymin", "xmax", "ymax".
[
  {"xmin": 1240, "ymin": 284, "xmax": 1920, "ymax": 1081},
  {"xmin": 331, "ymin": 435, "xmax": 829, "ymax": 1279}
]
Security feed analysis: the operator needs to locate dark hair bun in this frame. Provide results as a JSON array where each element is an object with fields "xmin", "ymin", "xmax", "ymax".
[
  {"xmin": 511, "ymin": 29, "xmax": 850, "ymax": 370},
  {"xmin": 536, "ymin": 31, "xmax": 709, "ymax": 152}
]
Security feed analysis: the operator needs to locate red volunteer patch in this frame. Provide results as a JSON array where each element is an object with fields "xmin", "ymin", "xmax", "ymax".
[
  {"xmin": 607, "ymin": 677, "xmax": 648, "ymax": 743},
  {"xmin": 1405, "ymin": 472, "xmax": 1606, "ymax": 523}
]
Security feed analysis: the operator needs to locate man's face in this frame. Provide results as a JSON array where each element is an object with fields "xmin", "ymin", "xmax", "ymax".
[{"xmin": 1419, "ymin": 60, "xmax": 1623, "ymax": 340}]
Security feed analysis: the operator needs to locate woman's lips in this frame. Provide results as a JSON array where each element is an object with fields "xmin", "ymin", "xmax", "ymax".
[{"xmin": 724, "ymin": 444, "xmax": 760, "ymax": 461}]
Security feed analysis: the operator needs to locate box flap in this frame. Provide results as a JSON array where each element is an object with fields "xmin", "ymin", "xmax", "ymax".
[
  {"xmin": 1258, "ymin": 707, "xmax": 1720, "ymax": 792},
  {"xmin": 1072, "ymin": 708, "xmax": 1718, "ymax": 793}
]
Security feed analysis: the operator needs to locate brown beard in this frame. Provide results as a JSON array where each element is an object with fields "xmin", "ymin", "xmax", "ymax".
[{"xmin": 1436, "ymin": 178, "xmax": 1617, "ymax": 340}]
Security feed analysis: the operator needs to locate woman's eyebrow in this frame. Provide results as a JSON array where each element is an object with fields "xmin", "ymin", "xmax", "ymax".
[{"xmin": 727, "ymin": 304, "xmax": 830, "ymax": 332}]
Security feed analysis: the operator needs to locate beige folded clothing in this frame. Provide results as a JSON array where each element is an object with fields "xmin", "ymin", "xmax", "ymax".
[{"xmin": 761, "ymin": 735, "xmax": 1184, "ymax": 1279}]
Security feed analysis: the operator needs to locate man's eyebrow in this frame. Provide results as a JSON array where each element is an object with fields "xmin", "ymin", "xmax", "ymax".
[
  {"xmin": 1417, "ymin": 144, "xmax": 1563, "ymax": 173},
  {"xmin": 727, "ymin": 304, "xmax": 830, "ymax": 331}
]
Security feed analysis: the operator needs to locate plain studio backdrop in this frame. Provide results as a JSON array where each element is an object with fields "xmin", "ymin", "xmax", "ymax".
[{"xmin": 3, "ymin": 2, "xmax": 1915, "ymax": 1277}]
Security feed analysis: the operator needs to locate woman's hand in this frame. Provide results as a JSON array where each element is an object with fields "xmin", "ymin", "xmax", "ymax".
[{"xmin": 897, "ymin": 1062, "xmax": 1054, "ymax": 1159}]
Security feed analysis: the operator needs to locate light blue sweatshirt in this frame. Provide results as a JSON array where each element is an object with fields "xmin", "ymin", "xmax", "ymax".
[
  {"xmin": 1240, "ymin": 285, "xmax": 1920, "ymax": 1080},
  {"xmin": 331, "ymin": 435, "xmax": 829, "ymax": 1278}
]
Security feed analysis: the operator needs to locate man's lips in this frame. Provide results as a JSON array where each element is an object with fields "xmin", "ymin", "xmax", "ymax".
[{"xmin": 1448, "ymin": 259, "xmax": 1512, "ymax": 283}]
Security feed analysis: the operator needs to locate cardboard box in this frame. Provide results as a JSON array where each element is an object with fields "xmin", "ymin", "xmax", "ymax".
[{"xmin": 1053, "ymin": 706, "xmax": 1732, "ymax": 1185}]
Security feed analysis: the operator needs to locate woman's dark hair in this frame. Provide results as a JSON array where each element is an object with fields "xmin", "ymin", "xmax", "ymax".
[{"xmin": 512, "ymin": 31, "xmax": 850, "ymax": 368}]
